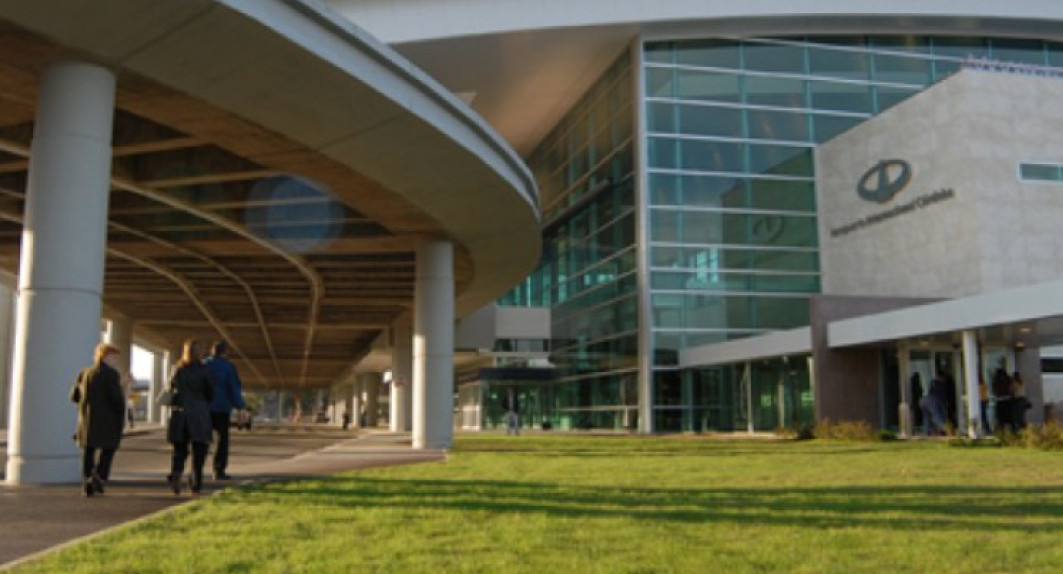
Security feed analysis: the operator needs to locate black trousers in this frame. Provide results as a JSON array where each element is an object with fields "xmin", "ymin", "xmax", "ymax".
[
  {"xmin": 82, "ymin": 447, "xmax": 116, "ymax": 481},
  {"xmin": 211, "ymin": 412, "xmax": 231, "ymax": 474},
  {"xmin": 171, "ymin": 441, "xmax": 208, "ymax": 479}
]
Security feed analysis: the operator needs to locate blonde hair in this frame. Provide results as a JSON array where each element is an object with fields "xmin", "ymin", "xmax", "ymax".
[
  {"xmin": 94, "ymin": 342, "xmax": 120, "ymax": 365},
  {"xmin": 177, "ymin": 338, "xmax": 202, "ymax": 369}
]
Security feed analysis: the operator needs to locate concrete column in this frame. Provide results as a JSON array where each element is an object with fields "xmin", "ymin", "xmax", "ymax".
[
  {"xmin": 6, "ymin": 61, "xmax": 116, "ymax": 484},
  {"xmin": 413, "ymin": 240, "xmax": 454, "ymax": 450},
  {"xmin": 0, "ymin": 281, "xmax": 15, "ymax": 430},
  {"xmin": 360, "ymin": 372, "xmax": 382, "ymax": 427},
  {"xmin": 897, "ymin": 343, "xmax": 912, "ymax": 438},
  {"xmin": 390, "ymin": 321, "xmax": 413, "ymax": 432},
  {"xmin": 148, "ymin": 350, "xmax": 166, "ymax": 424},
  {"xmin": 962, "ymin": 330, "xmax": 982, "ymax": 438},
  {"xmin": 350, "ymin": 378, "xmax": 363, "ymax": 430},
  {"xmin": 104, "ymin": 318, "xmax": 132, "ymax": 379}
]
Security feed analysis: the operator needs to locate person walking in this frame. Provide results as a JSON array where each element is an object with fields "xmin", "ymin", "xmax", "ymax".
[
  {"xmin": 70, "ymin": 343, "xmax": 127, "ymax": 497},
  {"xmin": 503, "ymin": 388, "xmax": 520, "ymax": 436},
  {"xmin": 205, "ymin": 340, "xmax": 245, "ymax": 481},
  {"xmin": 166, "ymin": 339, "xmax": 214, "ymax": 495}
]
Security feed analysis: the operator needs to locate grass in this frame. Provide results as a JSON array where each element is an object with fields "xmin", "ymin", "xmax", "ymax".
[{"xmin": 12, "ymin": 435, "xmax": 1063, "ymax": 573}]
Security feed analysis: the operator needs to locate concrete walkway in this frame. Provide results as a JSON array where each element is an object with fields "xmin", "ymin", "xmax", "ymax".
[{"xmin": 0, "ymin": 426, "xmax": 445, "ymax": 569}]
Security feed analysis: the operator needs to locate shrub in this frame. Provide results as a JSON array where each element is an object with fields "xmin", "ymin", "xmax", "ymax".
[
  {"xmin": 1017, "ymin": 421, "xmax": 1063, "ymax": 450},
  {"xmin": 777, "ymin": 424, "xmax": 815, "ymax": 440}
]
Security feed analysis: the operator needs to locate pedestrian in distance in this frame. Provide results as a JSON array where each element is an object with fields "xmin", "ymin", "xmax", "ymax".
[
  {"xmin": 166, "ymin": 339, "xmax": 215, "ymax": 495},
  {"xmin": 70, "ymin": 342, "xmax": 127, "ymax": 497},
  {"xmin": 204, "ymin": 340, "xmax": 246, "ymax": 481}
]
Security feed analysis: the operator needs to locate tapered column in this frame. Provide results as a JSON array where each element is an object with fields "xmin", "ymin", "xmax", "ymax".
[
  {"xmin": 360, "ymin": 372, "xmax": 382, "ymax": 427},
  {"xmin": 0, "ymin": 281, "xmax": 14, "ymax": 430},
  {"xmin": 105, "ymin": 318, "xmax": 132, "ymax": 379},
  {"xmin": 962, "ymin": 330, "xmax": 981, "ymax": 439},
  {"xmin": 6, "ymin": 61, "xmax": 116, "ymax": 484},
  {"xmin": 148, "ymin": 350, "xmax": 166, "ymax": 424},
  {"xmin": 390, "ymin": 321, "xmax": 413, "ymax": 432},
  {"xmin": 350, "ymin": 378, "xmax": 363, "ymax": 430},
  {"xmin": 413, "ymin": 240, "xmax": 454, "ymax": 450}
]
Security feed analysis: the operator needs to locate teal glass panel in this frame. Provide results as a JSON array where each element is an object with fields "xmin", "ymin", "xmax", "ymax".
[
  {"xmin": 871, "ymin": 36, "xmax": 929, "ymax": 54},
  {"xmin": 717, "ymin": 212, "xmax": 818, "ymax": 248},
  {"xmin": 747, "ymin": 179, "xmax": 816, "ymax": 212},
  {"xmin": 650, "ymin": 270, "xmax": 818, "ymax": 293},
  {"xmin": 655, "ymin": 246, "xmax": 819, "ymax": 273},
  {"xmin": 675, "ymin": 69, "xmax": 741, "ymax": 102},
  {"xmin": 675, "ymin": 39, "xmax": 741, "ymax": 69},
  {"xmin": 743, "ymin": 42, "xmax": 805, "ymax": 73},
  {"xmin": 875, "ymin": 85, "xmax": 920, "ymax": 112},
  {"xmin": 746, "ymin": 108, "xmax": 810, "ymax": 141},
  {"xmin": 811, "ymin": 114, "xmax": 864, "ymax": 142},
  {"xmin": 744, "ymin": 76, "xmax": 806, "ymax": 108},
  {"xmin": 1020, "ymin": 163, "xmax": 1063, "ymax": 182},
  {"xmin": 647, "ymin": 102, "xmax": 677, "ymax": 133},
  {"xmin": 650, "ymin": 294, "xmax": 810, "ymax": 330},
  {"xmin": 991, "ymin": 39, "xmax": 1046, "ymax": 65},
  {"xmin": 873, "ymin": 53, "xmax": 931, "ymax": 84},
  {"xmin": 809, "ymin": 80, "xmax": 873, "ymax": 113},
  {"xmin": 933, "ymin": 37, "xmax": 988, "ymax": 60},
  {"xmin": 649, "ymin": 173, "xmax": 681, "ymax": 205},
  {"xmin": 650, "ymin": 209, "xmax": 680, "ymax": 242},
  {"xmin": 678, "ymin": 139, "xmax": 744, "ymax": 172},
  {"xmin": 645, "ymin": 67, "xmax": 675, "ymax": 98},
  {"xmin": 647, "ymin": 137, "xmax": 678, "ymax": 169},
  {"xmin": 1048, "ymin": 42, "xmax": 1063, "ymax": 68},
  {"xmin": 807, "ymin": 45, "xmax": 870, "ymax": 81},
  {"xmin": 644, "ymin": 42, "xmax": 674, "ymax": 64},
  {"xmin": 678, "ymin": 104, "xmax": 743, "ymax": 137},
  {"xmin": 679, "ymin": 175, "xmax": 744, "ymax": 207},
  {"xmin": 748, "ymin": 145, "xmax": 813, "ymax": 176}
]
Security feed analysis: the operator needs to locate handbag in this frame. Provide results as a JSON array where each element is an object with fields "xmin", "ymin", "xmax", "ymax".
[{"xmin": 157, "ymin": 388, "xmax": 176, "ymax": 407}]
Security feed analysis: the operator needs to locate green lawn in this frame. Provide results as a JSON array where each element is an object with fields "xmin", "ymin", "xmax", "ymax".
[{"xmin": 14, "ymin": 436, "xmax": 1063, "ymax": 573}]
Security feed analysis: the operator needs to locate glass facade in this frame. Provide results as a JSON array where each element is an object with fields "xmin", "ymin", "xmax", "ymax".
[
  {"xmin": 499, "ymin": 54, "xmax": 638, "ymax": 430},
  {"xmin": 499, "ymin": 34, "xmax": 1063, "ymax": 433}
]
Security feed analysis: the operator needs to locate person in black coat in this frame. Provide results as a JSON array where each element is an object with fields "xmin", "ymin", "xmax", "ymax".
[
  {"xmin": 166, "ymin": 339, "xmax": 215, "ymax": 495},
  {"xmin": 70, "ymin": 343, "xmax": 126, "ymax": 497}
]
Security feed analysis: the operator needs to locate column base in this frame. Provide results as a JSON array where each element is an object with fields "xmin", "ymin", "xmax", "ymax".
[{"xmin": 6, "ymin": 454, "xmax": 81, "ymax": 485}]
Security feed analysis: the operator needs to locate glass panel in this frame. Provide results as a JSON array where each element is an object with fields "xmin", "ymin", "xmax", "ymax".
[
  {"xmin": 675, "ymin": 69, "xmax": 741, "ymax": 102},
  {"xmin": 647, "ymin": 102, "xmax": 677, "ymax": 133},
  {"xmin": 871, "ymin": 36, "xmax": 930, "ymax": 54},
  {"xmin": 680, "ymin": 175, "xmax": 744, "ymax": 208},
  {"xmin": 1048, "ymin": 42, "xmax": 1063, "ymax": 69},
  {"xmin": 873, "ymin": 53, "xmax": 931, "ymax": 85},
  {"xmin": 675, "ymin": 39, "xmax": 741, "ymax": 69},
  {"xmin": 1020, "ymin": 163, "xmax": 1062, "ymax": 182},
  {"xmin": 991, "ymin": 39, "xmax": 1046, "ymax": 65},
  {"xmin": 645, "ymin": 67, "xmax": 675, "ymax": 98},
  {"xmin": 649, "ymin": 173, "xmax": 680, "ymax": 205},
  {"xmin": 719, "ymin": 213, "xmax": 818, "ymax": 248},
  {"xmin": 933, "ymin": 37, "xmax": 988, "ymax": 60},
  {"xmin": 809, "ymin": 80, "xmax": 873, "ymax": 113},
  {"xmin": 746, "ymin": 108, "xmax": 810, "ymax": 141},
  {"xmin": 747, "ymin": 179, "xmax": 816, "ymax": 212},
  {"xmin": 656, "ymin": 246, "xmax": 819, "ymax": 273},
  {"xmin": 807, "ymin": 46, "xmax": 870, "ymax": 81},
  {"xmin": 678, "ymin": 139, "xmax": 744, "ymax": 173},
  {"xmin": 875, "ymin": 86, "xmax": 920, "ymax": 112},
  {"xmin": 677, "ymin": 104, "xmax": 743, "ymax": 137},
  {"xmin": 748, "ymin": 145, "xmax": 813, "ymax": 177},
  {"xmin": 648, "ymin": 137, "xmax": 678, "ymax": 169},
  {"xmin": 743, "ymin": 42, "xmax": 806, "ymax": 73},
  {"xmin": 644, "ymin": 42, "xmax": 674, "ymax": 64},
  {"xmin": 745, "ymin": 76, "xmax": 806, "ymax": 108},
  {"xmin": 812, "ymin": 114, "xmax": 864, "ymax": 142}
]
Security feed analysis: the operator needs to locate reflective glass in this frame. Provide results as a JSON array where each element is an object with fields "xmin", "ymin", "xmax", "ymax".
[
  {"xmin": 748, "ymin": 145, "xmax": 813, "ymax": 176},
  {"xmin": 873, "ymin": 53, "xmax": 931, "ymax": 85},
  {"xmin": 812, "ymin": 114, "xmax": 864, "ymax": 142},
  {"xmin": 675, "ymin": 39, "xmax": 741, "ymax": 69},
  {"xmin": 748, "ymin": 179, "xmax": 816, "ymax": 212},
  {"xmin": 871, "ymin": 36, "xmax": 929, "ymax": 54},
  {"xmin": 746, "ymin": 108, "xmax": 810, "ymax": 141},
  {"xmin": 809, "ymin": 80, "xmax": 873, "ymax": 113},
  {"xmin": 991, "ymin": 39, "xmax": 1046, "ymax": 65},
  {"xmin": 678, "ymin": 104, "xmax": 743, "ymax": 137},
  {"xmin": 678, "ymin": 139, "xmax": 744, "ymax": 173},
  {"xmin": 675, "ymin": 69, "xmax": 741, "ymax": 102},
  {"xmin": 875, "ymin": 86, "xmax": 920, "ymax": 112},
  {"xmin": 933, "ymin": 37, "xmax": 988, "ymax": 60},
  {"xmin": 743, "ymin": 43, "xmax": 805, "ymax": 73},
  {"xmin": 745, "ymin": 76, "xmax": 806, "ymax": 108},
  {"xmin": 647, "ymin": 102, "xmax": 677, "ymax": 133},
  {"xmin": 807, "ymin": 46, "xmax": 870, "ymax": 81}
]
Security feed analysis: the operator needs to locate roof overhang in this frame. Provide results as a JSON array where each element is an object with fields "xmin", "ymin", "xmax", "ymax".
[{"xmin": 678, "ymin": 327, "xmax": 812, "ymax": 368}]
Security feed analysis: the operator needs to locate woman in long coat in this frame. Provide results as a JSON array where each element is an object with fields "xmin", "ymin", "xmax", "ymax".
[
  {"xmin": 166, "ymin": 338, "xmax": 214, "ymax": 495},
  {"xmin": 70, "ymin": 342, "xmax": 126, "ymax": 497}
]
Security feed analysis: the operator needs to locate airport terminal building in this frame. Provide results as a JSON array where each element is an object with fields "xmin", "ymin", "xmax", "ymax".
[
  {"xmin": 323, "ymin": 2, "xmax": 1063, "ymax": 436},
  {"xmin": 7, "ymin": 3, "xmax": 1063, "ymax": 486}
]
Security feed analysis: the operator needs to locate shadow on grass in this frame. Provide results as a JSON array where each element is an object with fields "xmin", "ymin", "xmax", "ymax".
[{"xmin": 222, "ymin": 476, "xmax": 1063, "ymax": 533}]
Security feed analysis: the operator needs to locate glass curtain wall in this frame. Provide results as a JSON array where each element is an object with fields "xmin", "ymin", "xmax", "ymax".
[
  {"xmin": 499, "ymin": 54, "xmax": 638, "ymax": 430},
  {"xmin": 645, "ymin": 35, "xmax": 1061, "ymax": 431}
]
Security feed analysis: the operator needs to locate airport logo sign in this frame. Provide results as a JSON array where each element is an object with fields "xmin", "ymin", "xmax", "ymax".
[{"xmin": 857, "ymin": 159, "xmax": 911, "ymax": 204}]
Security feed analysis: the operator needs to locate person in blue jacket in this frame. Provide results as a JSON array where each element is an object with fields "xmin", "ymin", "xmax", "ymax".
[{"xmin": 205, "ymin": 340, "xmax": 245, "ymax": 480}]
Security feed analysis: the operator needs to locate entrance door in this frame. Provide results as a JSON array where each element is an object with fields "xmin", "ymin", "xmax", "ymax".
[{"xmin": 907, "ymin": 349, "xmax": 961, "ymax": 432}]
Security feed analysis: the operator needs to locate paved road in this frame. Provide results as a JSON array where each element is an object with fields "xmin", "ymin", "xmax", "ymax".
[{"xmin": 0, "ymin": 426, "xmax": 444, "ymax": 568}]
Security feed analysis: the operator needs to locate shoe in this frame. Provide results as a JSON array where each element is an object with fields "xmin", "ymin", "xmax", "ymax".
[
  {"xmin": 91, "ymin": 474, "xmax": 104, "ymax": 495},
  {"xmin": 83, "ymin": 479, "xmax": 95, "ymax": 497},
  {"xmin": 213, "ymin": 472, "xmax": 233, "ymax": 481},
  {"xmin": 189, "ymin": 473, "xmax": 202, "ymax": 495},
  {"xmin": 168, "ymin": 474, "xmax": 181, "ymax": 495}
]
